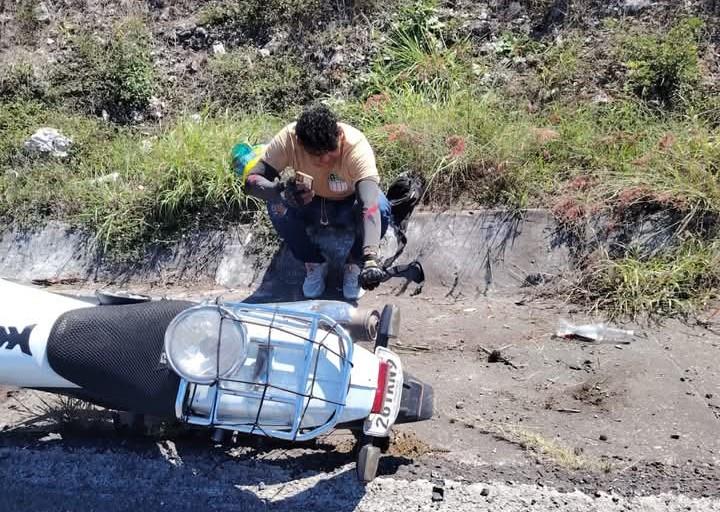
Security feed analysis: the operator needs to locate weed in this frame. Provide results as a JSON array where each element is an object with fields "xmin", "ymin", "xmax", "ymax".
[
  {"xmin": 576, "ymin": 240, "xmax": 720, "ymax": 319},
  {"xmin": 365, "ymin": 0, "xmax": 473, "ymax": 100},
  {"xmin": 0, "ymin": 62, "xmax": 49, "ymax": 103},
  {"xmin": 198, "ymin": 0, "xmax": 326, "ymax": 45},
  {"xmin": 532, "ymin": 35, "xmax": 585, "ymax": 100},
  {"xmin": 202, "ymin": 49, "xmax": 318, "ymax": 114},
  {"xmin": 51, "ymin": 17, "xmax": 156, "ymax": 121},
  {"xmin": 620, "ymin": 17, "xmax": 703, "ymax": 106},
  {"xmin": 16, "ymin": 0, "xmax": 41, "ymax": 40},
  {"xmin": 494, "ymin": 424, "xmax": 613, "ymax": 472},
  {"xmin": 33, "ymin": 394, "xmax": 113, "ymax": 429}
]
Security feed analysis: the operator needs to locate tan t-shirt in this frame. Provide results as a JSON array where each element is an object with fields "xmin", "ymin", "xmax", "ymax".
[{"xmin": 261, "ymin": 122, "xmax": 379, "ymax": 200}]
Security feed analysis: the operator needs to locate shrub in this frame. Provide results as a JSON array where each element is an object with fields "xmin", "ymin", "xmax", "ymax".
[
  {"xmin": 578, "ymin": 240, "xmax": 720, "ymax": 318},
  {"xmin": 52, "ymin": 18, "xmax": 156, "ymax": 121},
  {"xmin": 198, "ymin": 0, "xmax": 325, "ymax": 45},
  {"xmin": 0, "ymin": 63, "xmax": 49, "ymax": 103},
  {"xmin": 202, "ymin": 49, "xmax": 319, "ymax": 114},
  {"xmin": 16, "ymin": 0, "xmax": 42, "ymax": 40},
  {"xmin": 620, "ymin": 17, "xmax": 703, "ymax": 105}
]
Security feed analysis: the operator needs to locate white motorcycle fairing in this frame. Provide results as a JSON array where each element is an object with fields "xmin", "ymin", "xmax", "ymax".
[{"xmin": 0, "ymin": 279, "xmax": 86, "ymax": 388}]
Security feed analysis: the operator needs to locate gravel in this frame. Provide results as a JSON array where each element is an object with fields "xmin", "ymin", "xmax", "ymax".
[{"xmin": 1, "ymin": 444, "xmax": 719, "ymax": 511}]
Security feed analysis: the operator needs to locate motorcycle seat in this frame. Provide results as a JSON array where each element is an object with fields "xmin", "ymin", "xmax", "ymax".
[{"xmin": 47, "ymin": 300, "xmax": 193, "ymax": 416}]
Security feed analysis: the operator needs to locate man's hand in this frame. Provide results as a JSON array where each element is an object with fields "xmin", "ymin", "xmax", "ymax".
[
  {"xmin": 280, "ymin": 179, "xmax": 314, "ymax": 208},
  {"xmin": 359, "ymin": 254, "xmax": 385, "ymax": 291}
]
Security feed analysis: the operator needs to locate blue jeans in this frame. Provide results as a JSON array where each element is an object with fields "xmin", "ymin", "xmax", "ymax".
[{"xmin": 267, "ymin": 192, "xmax": 392, "ymax": 264}]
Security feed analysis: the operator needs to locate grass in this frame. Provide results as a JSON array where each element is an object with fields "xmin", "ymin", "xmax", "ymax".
[
  {"xmin": 575, "ymin": 241, "xmax": 720, "ymax": 319},
  {"xmin": 32, "ymin": 394, "xmax": 113, "ymax": 430},
  {"xmin": 201, "ymin": 49, "xmax": 318, "ymax": 114},
  {"xmin": 4, "ymin": 91, "xmax": 720, "ymax": 287},
  {"xmin": 0, "ymin": 105, "xmax": 281, "ymax": 259},
  {"xmin": 493, "ymin": 424, "xmax": 613, "ymax": 472}
]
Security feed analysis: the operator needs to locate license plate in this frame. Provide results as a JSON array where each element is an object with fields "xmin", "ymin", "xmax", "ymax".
[{"xmin": 363, "ymin": 347, "xmax": 403, "ymax": 437}]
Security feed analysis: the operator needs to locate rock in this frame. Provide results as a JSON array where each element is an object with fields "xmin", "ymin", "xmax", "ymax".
[
  {"xmin": 522, "ymin": 272, "xmax": 554, "ymax": 286},
  {"xmin": 176, "ymin": 28, "xmax": 194, "ymax": 41},
  {"xmin": 24, "ymin": 128, "xmax": 73, "ymax": 158},
  {"xmin": 194, "ymin": 27, "xmax": 208, "ymax": 40},
  {"xmin": 706, "ymin": 393, "xmax": 713, "ymax": 399},
  {"xmin": 258, "ymin": 48, "xmax": 271, "ymax": 58},
  {"xmin": 623, "ymin": 0, "xmax": 653, "ymax": 14},
  {"xmin": 212, "ymin": 42, "xmax": 226, "ymax": 56},
  {"xmin": 455, "ymin": 401, "xmax": 465, "ymax": 410},
  {"xmin": 599, "ymin": 434, "xmax": 608, "ymax": 441},
  {"xmin": 505, "ymin": 2, "xmax": 522, "ymax": 19},
  {"xmin": 480, "ymin": 488, "xmax": 490, "ymax": 497},
  {"xmin": 39, "ymin": 432, "xmax": 62, "ymax": 443},
  {"xmin": 149, "ymin": 96, "xmax": 165, "ymax": 120},
  {"xmin": 670, "ymin": 434, "xmax": 680, "ymax": 440},
  {"xmin": 189, "ymin": 113, "xmax": 202, "ymax": 123},
  {"xmin": 329, "ymin": 51, "xmax": 345, "ymax": 67},
  {"xmin": 35, "ymin": 2, "xmax": 51, "ymax": 23},
  {"xmin": 187, "ymin": 59, "xmax": 201, "ymax": 73},
  {"xmin": 592, "ymin": 92, "xmax": 612, "ymax": 104},
  {"xmin": 468, "ymin": 20, "xmax": 492, "ymax": 41},
  {"xmin": 258, "ymin": 482, "xmax": 266, "ymax": 491},
  {"xmin": 90, "ymin": 172, "xmax": 120, "ymax": 184}
]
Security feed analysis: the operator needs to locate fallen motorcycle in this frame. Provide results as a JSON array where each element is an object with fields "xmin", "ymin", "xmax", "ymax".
[{"xmin": 0, "ymin": 270, "xmax": 432, "ymax": 482}]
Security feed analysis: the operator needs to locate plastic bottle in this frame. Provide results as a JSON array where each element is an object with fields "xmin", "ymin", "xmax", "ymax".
[{"xmin": 556, "ymin": 319, "xmax": 635, "ymax": 342}]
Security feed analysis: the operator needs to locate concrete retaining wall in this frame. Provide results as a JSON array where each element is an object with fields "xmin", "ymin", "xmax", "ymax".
[{"xmin": 0, "ymin": 210, "xmax": 572, "ymax": 298}]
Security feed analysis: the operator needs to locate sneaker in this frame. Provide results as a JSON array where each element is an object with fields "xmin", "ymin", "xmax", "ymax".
[
  {"xmin": 343, "ymin": 263, "xmax": 365, "ymax": 300},
  {"xmin": 303, "ymin": 262, "xmax": 328, "ymax": 298}
]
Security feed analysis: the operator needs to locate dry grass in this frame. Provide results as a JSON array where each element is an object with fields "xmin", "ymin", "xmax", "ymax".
[
  {"xmin": 494, "ymin": 424, "xmax": 613, "ymax": 473},
  {"xmin": 32, "ymin": 394, "xmax": 113, "ymax": 429}
]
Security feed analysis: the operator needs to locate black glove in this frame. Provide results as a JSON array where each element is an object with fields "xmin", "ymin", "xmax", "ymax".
[
  {"xmin": 277, "ymin": 180, "xmax": 304, "ymax": 209},
  {"xmin": 359, "ymin": 254, "xmax": 386, "ymax": 291}
]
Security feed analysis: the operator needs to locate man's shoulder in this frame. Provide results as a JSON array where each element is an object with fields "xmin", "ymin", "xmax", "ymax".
[
  {"xmin": 279, "ymin": 122, "xmax": 297, "ymax": 139},
  {"xmin": 339, "ymin": 122, "xmax": 368, "ymax": 147},
  {"xmin": 268, "ymin": 122, "xmax": 297, "ymax": 151}
]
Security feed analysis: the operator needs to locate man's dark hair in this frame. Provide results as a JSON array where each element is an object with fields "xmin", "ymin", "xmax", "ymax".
[{"xmin": 295, "ymin": 104, "xmax": 339, "ymax": 154}]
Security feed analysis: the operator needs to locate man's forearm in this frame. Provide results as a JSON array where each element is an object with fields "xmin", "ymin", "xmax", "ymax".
[
  {"xmin": 356, "ymin": 178, "xmax": 382, "ymax": 257},
  {"xmin": 244, "ymin": 160, "xmax": 282, "ymax": 202}
]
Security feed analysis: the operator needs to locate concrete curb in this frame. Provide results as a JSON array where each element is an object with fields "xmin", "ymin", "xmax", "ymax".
[{"xmin": 0, "ymin": 210, "xmax": 571, "ymax": 296}]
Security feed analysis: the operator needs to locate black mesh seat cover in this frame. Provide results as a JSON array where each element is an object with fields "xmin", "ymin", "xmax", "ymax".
[{"xmin": 47, "ymin": 300, "xmax": 193, "ymax": 416}]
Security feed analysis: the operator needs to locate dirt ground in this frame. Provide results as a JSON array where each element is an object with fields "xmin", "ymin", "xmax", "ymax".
[{"xmin": 1, "ymin": 282, "xmax": 720, "ymax": 509}]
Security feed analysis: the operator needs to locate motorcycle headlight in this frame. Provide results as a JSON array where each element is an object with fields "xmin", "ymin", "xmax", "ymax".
[{"xmin": 164, "ymin": 305, "xmax": 247, "ymax": 384}]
